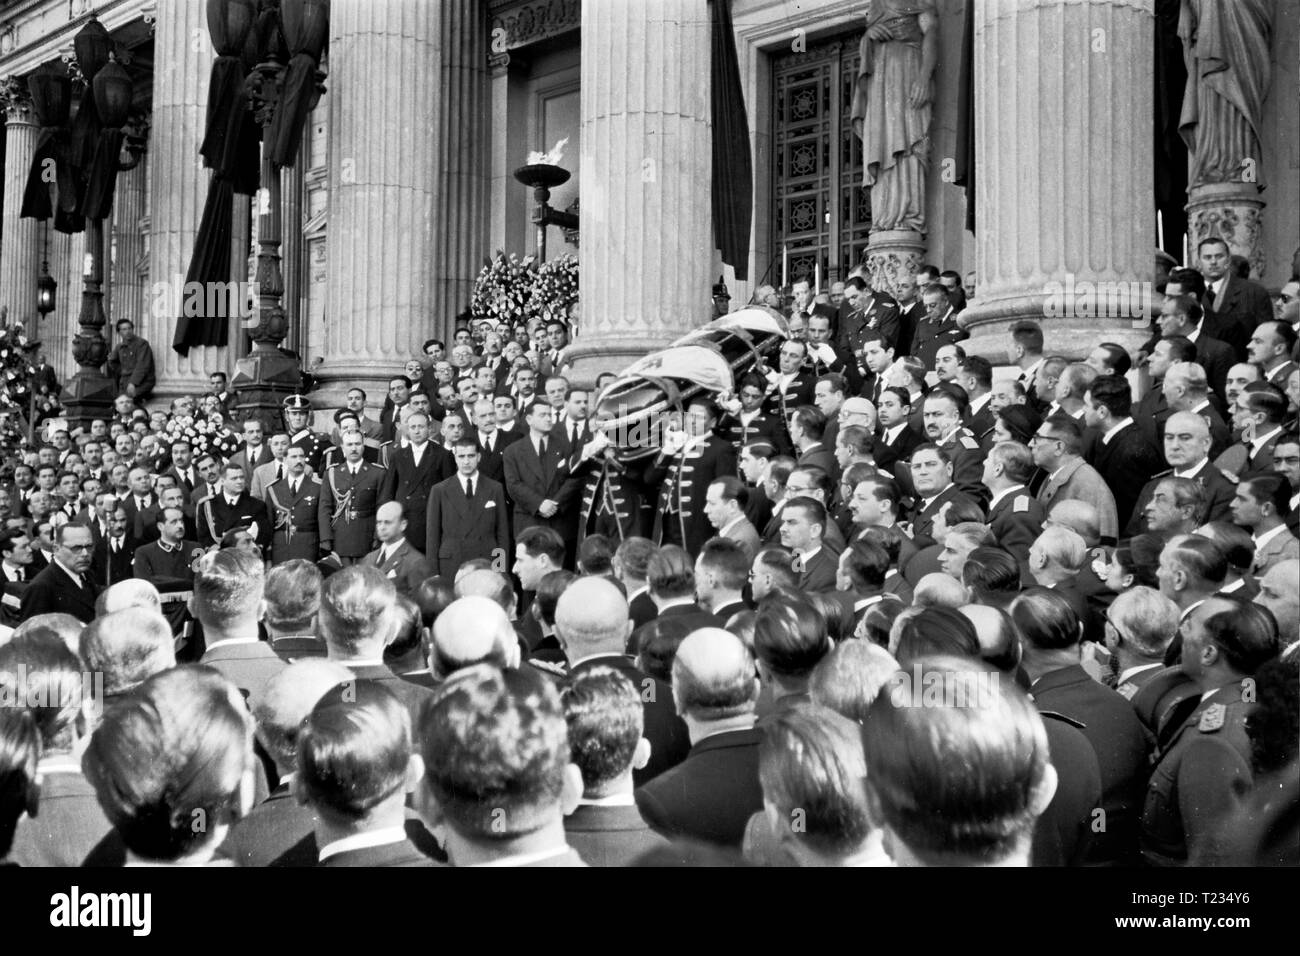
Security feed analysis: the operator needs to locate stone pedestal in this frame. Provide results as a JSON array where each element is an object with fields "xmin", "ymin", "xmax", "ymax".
[
  {"xmin": 960, "ymin": 0, "xmax": 1155, "ymax": 363},
  {"xmin": 565, "ymin": 0, "xmax": 712, "ymax": 386},
  {"xmin": 1, "ymin": 83, "xmax": 40, "ymax": 325},
  {"xmin": 1186, "ymin": 182, "xmax": 1266, "ymax": 279},
  {"xmin": 148, "ymin": 0, "xmax": 226, "ymax": 404},
  {"xmin": 317, "ymin": 0, "xmax": 454, "ymax": 409},
  {"xmin": 867, "ymin": 230, "xmax": 926, "ymax": 297}
]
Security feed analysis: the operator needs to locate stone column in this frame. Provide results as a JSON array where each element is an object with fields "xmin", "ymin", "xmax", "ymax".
[
  {"xmin": 109, "ymin": 158, "xmax": 147, "ymax": 326},
  {"xmin": 317, "ymin": 0, "xmax": 444, "ymax": 410},
  {"xmin": 431, "ymin": 0, "xmax": 488, "ymax": 338},
  {"xmin": 961, "ymin": 0, "xmax": 1155, "ymax": 362},
  {"xmin": 567, "ymin": 0, "xmax": 713, "ymax": 384},
  {"xmin": 148, "ymin": 0, "xmax": 225, "ymax": 403},
  {"xmin": 1, "ymin": 80, "xmax": 40, "ymax": 325},
  {"xmin": 281, "ymin": 153, "xmax": 304, "ymax": 353}
]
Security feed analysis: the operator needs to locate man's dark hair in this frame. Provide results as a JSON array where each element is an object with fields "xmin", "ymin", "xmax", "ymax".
[
  {"xmin": 816, "ymin": 373, "xmax": 846, "ymax": 396},
  {"xmin": 753, "ymin": 595, "xmax": 831, "ymax": 680},
  {"xmin": 1086, "ymin": 374, "xmax": 1132, "ymax": 418},
  {"xmin": 647, "ymin": 545, "xmax": 695, "ymax": 599},
  {"xmin": 697, "ymin": 538, "xmax": 750, "ymax": 592},
  {"xmin": 561, "ymin": 666, "xmax": 644, "ymax": 794},
  {"xmin": 710, "ymin": 475, "xmax": 750, "ymax": 510},
  {"xmin": 1010, "ymin": 321, "xmax": 1044, "ymax": 353},
  {"xmin": 577, "ymin": 535, "xmax": 615, "ymax": 576},
  {"xmin": 1201, "ymin": 603, "xmax": 1281, "ymax": 676},
  {"xmin": 1093, "ymin": 342, "xmax": 1132, "ymax": 377},
  {"xmin": 1241, "ymin": 475, "xmax": 1294, "ymax": 518},
  {"xmin": 961, "ymin": 547, "xmax": 1022, "ymax": 606},
  {"xmin": 1160, "ymin": 335, "xmax": 1198, "ymax": 364},
  {"xmin": 419, "ymin": 664, "xmax": 570, "ymax": 839},
  {"xmin": 841, "ymin": 541, "xmax": 889, "ymax": 590},
  {"xmin": 1195, "ymin": 523, "xmax": 1255, "ymax": 575},
  {"xmin": 1167, "ymin": 267, "xmax": 1206, "ymax": 299},
  {"xmin": 517, "ymin": 525, "xmax": 565, "ymax": 566},
  {"xmin": 1241, "ymin": 384, "xmax": 1290, "ymax": 426},
  {"xmin": 892, "ymin": 607, "xmax": 981, "ymax": 667},
  {"xmin": 534, "ymin": 570, "xmax": 578, "ymax": 627},
  {"xmin": 1010, "ymin": 588, "xmax": 1081, "ymax": 651},
  {"xmin": 958, "ymin": 356, "xmax": 993, "ymax": 391},
  {"xmin": 791, "ymin": 405, "xmax": 827, "ymax": 442}
]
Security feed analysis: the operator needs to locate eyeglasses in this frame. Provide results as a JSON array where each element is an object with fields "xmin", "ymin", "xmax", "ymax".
[
  {"xmin": 63, "ymin": 543, "xmax": 94, "ymax": 552},
  {"xmin": 1029, "ymin": 432, "xmax": 1062, "ymax": 445}
]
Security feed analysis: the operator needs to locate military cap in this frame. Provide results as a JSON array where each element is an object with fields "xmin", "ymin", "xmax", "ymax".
[{"xmin": 283, "ymin": 394, "xmax": 313, "ymax": 412}]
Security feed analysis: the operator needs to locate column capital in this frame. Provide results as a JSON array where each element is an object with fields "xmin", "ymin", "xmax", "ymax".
[{"xmin": 0, "ymin": 75, "xmax": 33, "ymax": 121}]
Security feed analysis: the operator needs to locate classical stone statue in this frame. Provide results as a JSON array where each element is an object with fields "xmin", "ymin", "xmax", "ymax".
[
  {"xmin": 1178, "ymin": 0, "xmax": 1273, "ymax": 189},
  {"xmin": 850, "ymin": 0, "xmax": 938, "ymax": 234}
]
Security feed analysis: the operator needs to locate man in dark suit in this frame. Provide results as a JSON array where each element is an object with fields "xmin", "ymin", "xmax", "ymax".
[
  {"xmin": 265, "ymin": 446, "xmax": 323, "ymax": 564},
  {"xmin": 228, "ymin": 418, "xmax": 275, "ymax": 480},
  {"xmin": 718, "ymin": 374, "xmax": 787, "ymax": 454},
  {"xmin": 426, "ymin": 440, "xmax": 511, "ymax": 579},
  {"xmin": 982, "ymin": 442, "xmax": 1046, "ymax": 579},
  {"xmin": 549, "ymin": 386, "xmax": 594, "ymax": 459},
  {"xmin": 561, "ymin": 663, "xmax": 673, "ymax": 866},
  {"xmin": 297, "ymin": 680, "xmax": 435, "ymax": 867},
  {"xmin": 558, "ymin": 577, "xmax": 692, "ymax": 785},
  {"xmin": 874, "ymin": 386, "xmax": 923, "ymax": 476},
  {"xmin": 120, "ymin": 466, "xmax": 160, "ymax": 544},
  {"xmin": 837, "ymin": 276, "xmax": 900, "ymax": 359},
  {"xmin": 892, "ymin": 276, "xmax": 926, "ymax": 357},
  {"xmin": 199, "ymin": 461, "xmax": 273, "ymax": 552},
  {"xmin": 1085, "ymin": 375, "xmax": 1164, "ymax": 532},
  {"xmin": 1198, "ymin": 236, "xmax": 1274, "ymax": 359},
  {"xmin": 469, "ymin": 397, "xmax": 520, "ymax": 484},
  {"xmin": 1157, "ymin": 295, "xmax": 1234, "ymax": 401},
  {"xmin": 779, "ymin": 497, "xmax": 837, "ymax": 592},
  {"xmin": 379, "ymin": 375, "xmax": 413, "ymax": 445},
  {"xmin": 805, "ymin": 314, "xmax": 863, "ymax": 394},
  {"xmin": 629, "ymin": 546, "xmax": 725, "ymax": 653},
  {"xmin": 363, "ymin": 502, "xmax": 431, "ymax": 595},
  {"xmin": 0, "ymin": 529, "xmax": 35, "ymax": 628},
  {"xmin": 503, "ymin": 400, "xmax": 583, "ymax": 565},
  {"xmin": 89, "ymin": 503, "xmax": 137, "ymax": 589},
  {"xmin": 195, "ymin": 548, "xmax": 286, "ymax": 711},
  {"xmin": 790, "ymin": 405, "xmax": 837, "ymax": 477},
  {"xmin": 635, "ymin": 628, "xmax": 763, "ymax": 848},
  {"xmin": 644, "ymin": 398, "xmax": 737, "ymax": 556},
  {"xmin": 20, "ymin": 522, "xmax": 99, "ymax": 623},
  {"xmin": 378, "ymin": 409, "xmax": 450, "ymax": 554},
  {"xmin": 912, "ymin": 283, "xmax": 969, "ymax": 372},
  {"xmin": 1012, "ymin": 588, "xmax": 1149, "ymax": 865},
  {"xmin": 132, "ymin": 507, "xmax": 202, "ymax": 591},
  {"xmin": 319, "ymin": 432, "xmax": 387, "ymax": 565},
  {"xmin": 163, "ymin": 438, "xmax": 200, "ymax": 500},
  {"xmin": 1126, "ymin": 412, "xmax": 1237, "ymax": 536}
]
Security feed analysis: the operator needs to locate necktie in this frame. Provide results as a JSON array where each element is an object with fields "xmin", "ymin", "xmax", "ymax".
[
  {"xmin": 571, "ymin": 424, "xmax": 578, "ymax": 445},
  {"xmin": 291, "ymin": 480, "xmax": 300, "ymax": 496},
  {"xmin": 15, "ymin": 569, "xmax": 23, "ymax": 582},
  {"xmin": 276, "ymin": 464, "xmax": 284, "ymax": 482},
  {"xmin": 465, "ymin": 478, "xmax": 474, "ymax": 500},
  {"xmin": 112, "ymin": 538, "xmax": 121, "ymax": 553},
  {"xmin": 538, "ymin": 438, "xmax": 547, "ymax": 459}
]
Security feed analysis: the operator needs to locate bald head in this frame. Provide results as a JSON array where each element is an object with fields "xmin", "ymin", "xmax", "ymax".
[
  {"xmin": 377, "ymin": 501, "xmax": 404, "ymax": 523},
  {"xmin": 1255, "ymin": 559, "xmax": 1299, "ymax": 644},
  {"xmin": 431, "ymin": 596, "xmax": 518, "ymax": 677},
  {"xmin": 253, "ymin": 659, "xmax": 354, "ymax": 771},
  {"xmin": 1045, "ymin": 499, "xmax": 1101, "ymax": 547},
  {"xmin": 914, "ymin": 572, "xmax": 967, "ymax": 609},
  {"xmin": 103, "ymin": 578, "xmax": 162, "ymax": 615},
  {"xmin": 671, "ymin": 627, "xmax": 760, "ymax": 721},
  {"xmin": 959, "ymin": 604, "xmax": 1020, "ymax": 669},
  {"xmin": 1165, "ymin": 410, "xmax": 1209, "ymax": 440},
  {"xmin": 554, "ymin": 576, "xmax": 630, "ymax": 658}
]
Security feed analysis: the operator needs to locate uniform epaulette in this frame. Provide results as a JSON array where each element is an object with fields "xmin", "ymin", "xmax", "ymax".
[
  {"xmin": 1012, "ymin": 495, "xmax": 1030, "ymax": 513},
  {"xmin": 959, "ymin": 434, "xmax": 979, "ymax": 450},
  {"xmin": 1117, "ymin": 682, "xmax": 1139, "ymax": 701},
  {"xmin": 1153, "ymin": 468, "xmax": 1173, "ymax": 479},
  {"xmin": 1038, "ymin": 709, "xmax": 1086, "ymax": 730},
  {"xmin": 1197, "ymin": 703, "xmax": 1225, "ymax": 733}
]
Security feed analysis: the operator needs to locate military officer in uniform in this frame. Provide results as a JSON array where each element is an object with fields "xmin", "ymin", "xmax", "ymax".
[
  {"xmin": 758, "ymin": 340, "xmax": 816, "ymax": 443},
  {"xmin": 199, "ymin": 462, "xmax": 272, "ymax": 552},
  {"xmin": 284, "ymin": 394, "xmax": 333, "ymax": 473},
  {"xmin": 924, "ymin": 390, "xmax": 988, "ymax": 507},
  {"xmin": 982, "ymin": 441, "xmax": 1046, "ymax": 580},
  {"xmin": 265, "ymin": 445, "xmax": 323, "ymax": 564},
  {"xmin": 717, "ymin": 373, "xmax": 787, "ymax": 455},
  {"xmin": 902, "ymin": 444, "xmax": 975, "ymax": 546},
  {"xmin": 133, "ymin": 506, "xmax": 204, "ymax": 638},
  {"xmin": 643, "ymin": 398, "xmax": 736, "ymax": 555},
  {"xmin": 1140, "ymin": 599, "xmax": 1279, "ymax": 866},
  {"xmin": 319, "ymin": 431, "xmax": 386, "ymax": 565}
]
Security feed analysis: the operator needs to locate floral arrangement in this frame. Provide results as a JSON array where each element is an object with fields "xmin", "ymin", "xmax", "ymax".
[
  {"xmin": 0, "ymin": 320, "xmax": 60, "ymax": 459},
  {"xmin": 528, "ymin": 253, "xmax": 580, "ymax": 329},
  {"xmin": 163, "ymin": 413, "xmax": 241, "ymax": 460},
  {"xmin": 471, "ymin": 251, "xmax": 539, "ymax": 325},
  {"xmin": 471, "ymin": 250, "xmax": 580, "ymax": 329}
]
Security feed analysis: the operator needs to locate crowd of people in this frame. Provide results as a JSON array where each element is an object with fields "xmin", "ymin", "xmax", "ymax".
[{"xmin": 0, "ymin": 236, "xmax": 1297, "ymax": 868}]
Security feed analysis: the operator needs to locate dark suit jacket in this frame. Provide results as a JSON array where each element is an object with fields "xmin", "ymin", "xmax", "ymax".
[
  {"xmin": 1191, "ymin": 332, "xmax": 1234, "ymax": 401},
  {"xmin": 1091, "ymin": 421, "xmax": 1164, "ymax": 533},
  {"xmin": 201, "ymin": 639, "xmax": 288, "ymax": 710},
  {"xmin": 1202, "ymin": 272, "xmax": 1274, "ymax": 359},
  {"xmin": 795, "ymin": 547, "xmax": 838, "ymax": 592},
  {"xmin": 426, "ymin": 474, "xmax": 511, "ymax": 578},
  {"xmin": 644, "ymin": 436, "xmax": 738, "ymax": 555},
  {"xmin": 795, "ymin": 442, "xmax": 837, "ymax": 477},
  {"xmin": 474, "ymin": 428, "xmax": 521, "ymax": 485},
  {"xmin": 502, "ymin": 433, "xmax": 582, "ymax": 543},
  {"xmin": 635, "ymin": 727, "xmax": 763, "ymax": 848},
  {"xmin": 90, "ymin": 534, "xmax": 138, "ymax": 589},
  {"xmin": 564, "ymin": 802, "xmax": 670, "ymax": 868},
  {"xmin": 1125, "ymin": 462, "xmax": 1237, "ymax": 538},
  {"xmin": 20, "ymin": 561, "xmax": 99, "ymax": 623},
  {"xmin": 229, "ymin": 442, "xmax": 274, "ymax": 478},
  {"xmin": 1033, "ymin": 711, "xmax": 1104, "ymax": 867},
  {"xmin": 1032, "ymin": 664, "xmax": 1150, "ymax": 865},
  {"xmin": 364, "ymin": 538, "xmax": 431, "ymax": 596},
  {"xmin": 873, "ymin": 424, "xmax": 923, "ymax": 477},
  {"xmin": 222, "ymin": 783, "xmax": 317, "ymax": 867},
  {"xmin": 318, "ymin": 837, "xmax": 438, "ymax": 867},
  {"xmin": 121, "ymin": 495, "xmax": 161, "ymax": 544},
  {"xmin": 567, "ymin": 654, "xmax": 692, "ymax": 785},
  {"xmin": 345, "ymin": 663, "xmax": 437, "ymax": 727},
  {"xmin": 199, "ymin": 492, "xmax": 273, "ymax": 551},
  {"xmin": 379, "ymin": 402, "xmax": 408, "ymax": 444},
  {"xmin": 8, "ymin": 768, "xmax": 112, "ymax": 867},
  {"xmin": 379, "ymin": 442, "xmax": 452, "ymax": 553},
  {"xmin": 628, "ymin": 590, "xmax": 657, "ymax": 630}
]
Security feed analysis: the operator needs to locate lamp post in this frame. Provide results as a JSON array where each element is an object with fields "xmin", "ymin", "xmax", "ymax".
[
  {"xmin": 513, "ymin": 163, "xmax": 579, "ymax": 261},
  {"xmin": 230, "ymin": 0, "xmax": 327, "ymax": 430}
]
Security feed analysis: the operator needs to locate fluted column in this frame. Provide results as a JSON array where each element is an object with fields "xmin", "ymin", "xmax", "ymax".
[
  {"xmin": 148, "ymin": 0, "xmax": 225, "ymax": 402},
  {"xmin": 431, "ymin": 0, "xmax": 488, "ymax": 338},
  {"xmin": 1, "ymin": 81, "xmax": 41, "ymax": 325},
  {"xmin": 109, "ymin": 158, "xmax": 147, "ymax": 326},
  {"xmin": 567, "ymin": 0, "xmax": 713, "ymax": 383},
  {"xmin": 281, "ymin": 153, "xmax": 304, "ymax": 353},
  {"xmin": 961, "ymin": 0, "xmax": 1155, "ymax": 361},
  {"xmin": 317, "ymin": 0, "xmax": 443, "ymax": 408}
]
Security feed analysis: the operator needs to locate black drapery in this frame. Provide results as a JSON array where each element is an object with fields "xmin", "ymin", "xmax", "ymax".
[
  {"xmin": 953, "ymin": 0, "xmax": 976, "ymax": 235},
  {"xmin": 20, "ymin": 68, "xmax": 85, "ymax": 235},
  {"xmin": 173, "ymin": 6, "xmax": 262, "ymax": 356},
  {"xmin": 710, "ymin": 0, "xmax": 753, "ymax": 282},
  {"xmin": 1154, "ymin": 0, "xmax": 1188, "ymax": 262}
]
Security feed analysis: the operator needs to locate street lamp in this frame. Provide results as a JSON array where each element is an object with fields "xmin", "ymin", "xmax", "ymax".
[{"xmin": 513, "ymin": 163, "xmax": 579, "ymax": 261}]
